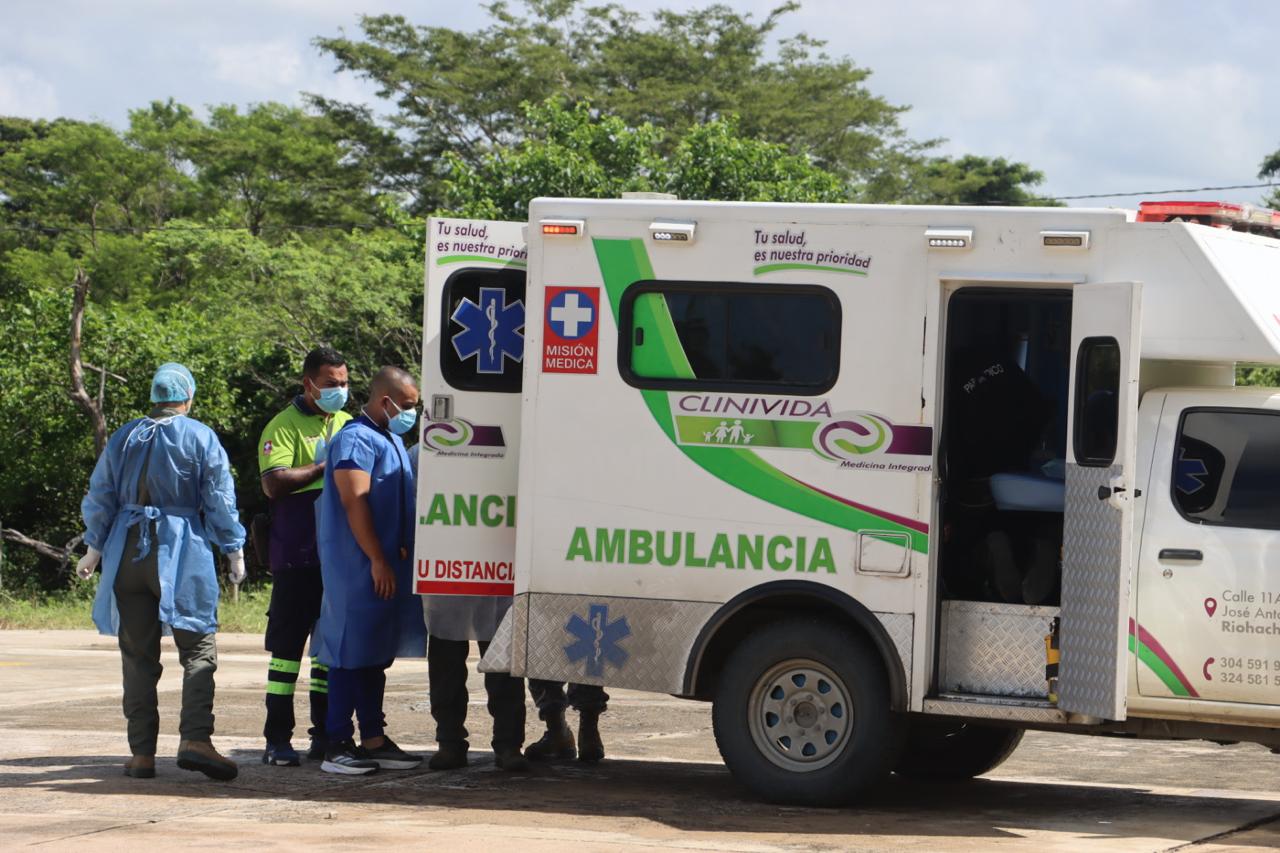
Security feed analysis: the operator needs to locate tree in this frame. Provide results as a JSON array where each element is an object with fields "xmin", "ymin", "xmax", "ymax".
[
  {"xmin": 188, "ymin": 103, "xmax": 385, "ymax": 236},
  {"xmin": 438, "ymin": 100, "xmax": 848, "ymax": 220},
  {"xmin": 1260, "ymin": 145, "xmax": 1280, "ymax": 209},
  {"xmin": 312, "ymin": 1, "xmax": 926, "ymax": 210},
  {"xmin": 904, "ymin": 155, "xmax": 1062, "ymax": 206}
]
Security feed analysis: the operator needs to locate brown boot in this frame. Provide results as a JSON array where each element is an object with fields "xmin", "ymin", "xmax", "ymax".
[
  {"xmin": 577, "ymin": 712, "xmax": 604, "ymax": 763},
  {"xmin": 123, "ymin": 755, "xmax": 155, "ymax": 779},
  {"xmin": 524, "ymin": 710, "xmax": 575, "ymax": 762},
  {"xmin": 177, "ymin": 739, "xmax": 238, "ymax": 781}
]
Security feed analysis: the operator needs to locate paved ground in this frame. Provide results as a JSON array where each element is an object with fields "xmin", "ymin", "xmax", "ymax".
[{"xmin": 0, "ymin": 630, "xmax": 1276, "ymax": 851}]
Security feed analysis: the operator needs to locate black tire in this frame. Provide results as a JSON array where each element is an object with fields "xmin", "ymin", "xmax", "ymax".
[
  {"xmin": 893, "ymin": 718, "xmax": 1024, "ymax": 781},
  {"xmin": 711, "ymin": 618, "xmax": 904, "ymax": 807}
]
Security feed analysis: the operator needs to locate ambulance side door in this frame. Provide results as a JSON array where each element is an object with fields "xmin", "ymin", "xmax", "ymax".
[
  {"xmin": 1134, "ymin": 396, "xmax": 1280, "ymax": 705},
  {"xmin": 1058, "ymin": 281, "xmax": 1142, "ymax": 721},
  {"xmin": 414, "ymin": 218, "xmax": 527, "ymax": 598}
]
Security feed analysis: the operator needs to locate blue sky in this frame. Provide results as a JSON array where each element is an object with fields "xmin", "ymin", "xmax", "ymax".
[{"xmin": 3, "ymin": 0, "xmax": 1278, "ymax": 207}]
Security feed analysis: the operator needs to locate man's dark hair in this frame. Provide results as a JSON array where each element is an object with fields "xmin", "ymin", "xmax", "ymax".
[{"xmin": 303, "ymin": 346, "xmax": 346, "ymax": 376}]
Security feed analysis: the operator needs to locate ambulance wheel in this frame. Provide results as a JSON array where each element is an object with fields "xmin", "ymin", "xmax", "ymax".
[
  {"xmin": 712, "ymin": 618, "xmax": 903, "ymax": 807},
  {"xmin": 893, "ymin": 718, "xmax": 1024, "ymax": 781}
]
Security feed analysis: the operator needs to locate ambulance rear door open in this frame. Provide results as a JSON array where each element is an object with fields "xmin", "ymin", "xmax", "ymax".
[
  {"xmin": 413, "ymin": 218, "xmax": 528, "ymax": 602},
  {"xmin": 1057, "ymin": 281, "xmax": 1143, "ymax": 721}
]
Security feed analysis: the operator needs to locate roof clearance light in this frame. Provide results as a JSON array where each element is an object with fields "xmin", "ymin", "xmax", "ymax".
[
  {"xmin": 1041, "ymin": 230, "xmax": 1091, "ymax": 249},
  {"xmin": 649, "ymin": 220, "xmax": 696, "ymax": 245},
  {"xmin": 925, "ymin": 228, "xmax": 973, "ymax": 250},
  {"xmin": 541, "ymin": 219, "xmax": 585, "ymax": 237}
]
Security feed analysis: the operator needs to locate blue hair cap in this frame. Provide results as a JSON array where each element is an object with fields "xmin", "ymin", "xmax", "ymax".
[{"xmin": 150, "ymin": 362, "xmax": 196, "ymax": 403}]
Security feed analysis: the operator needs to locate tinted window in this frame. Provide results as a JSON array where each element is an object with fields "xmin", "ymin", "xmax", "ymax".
[
  {"xmin": 1073, "ymin": 337, "xmax": 1120, "ymax": 466},
  {"xmin": 1174, "ymin": 409, "xmax": 1280, "ymax": 529},
  {"xmin": 621, "ymin": 282, "xmax": 840, "ymax": 393},
  {"xmin": 439, "ymin": 268, "xmax": 526, "ymax": 393}
]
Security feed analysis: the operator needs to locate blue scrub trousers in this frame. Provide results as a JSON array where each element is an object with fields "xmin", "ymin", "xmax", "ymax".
[{"xmin": 325, "ymin": 662, "xmax": 390, "ymax": 743}]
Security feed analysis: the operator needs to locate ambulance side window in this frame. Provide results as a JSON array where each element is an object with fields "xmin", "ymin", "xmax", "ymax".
[
  {"xmin": 1172, "ymin": 408, "xmax": 1280, "ymax": 530},
  {"xmin": 620, "ymin": 282, "xmax": 840, "ymax": 394},
  {"xmin": 1073, "ymin": 337, "xmax": 1120, "ymax": 466},
  {"xmin": 439, "ymin": 268, "xmax": 526, "ymax": 393}
]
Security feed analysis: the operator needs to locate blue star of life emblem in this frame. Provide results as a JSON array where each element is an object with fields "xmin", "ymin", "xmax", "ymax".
[
  {"xmin": 451, "ymin": 287, "xmax": 525, "ymax": 374},
  {"xmin": 1176, "ymin": 450, "xmax": 1210, "ymax": 495},
  {"xmin": 564, "ymin": 604, "xmax": 631, "ymax": 678}
]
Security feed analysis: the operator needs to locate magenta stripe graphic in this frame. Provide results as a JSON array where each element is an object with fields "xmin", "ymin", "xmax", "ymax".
[
  {"xmin": 785, "ymin": 473, "xmax": 930, "ymax": 534},
  {"xmin": 1128, "ymin": 618, "xmax": 1200, "ymax": 698}
]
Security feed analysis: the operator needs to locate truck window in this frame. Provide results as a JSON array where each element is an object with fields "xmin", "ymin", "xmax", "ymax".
[
  {"xmin": 1173, "ymin": 408, "xmax": 1280, "ymax": 530},
  {"xmin": 439, "ymin": 268, "xmax": 526, "ymax": 393},
  {"xmin": 1072, "ymin": 337, "xmax": 1120, "ymax": 466},
  {"xmin": 620, "ymin": 282, "xmax": 840, "ymax": 394}
]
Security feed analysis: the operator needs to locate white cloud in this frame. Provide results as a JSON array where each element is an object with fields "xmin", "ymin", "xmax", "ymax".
[
  {"xmin": 0, "ymin": 65, "xmax": 59, "ymax": 118},
  {"xmin": 204, "ymin": 40, "xmax": 304, "ymax": 90}
]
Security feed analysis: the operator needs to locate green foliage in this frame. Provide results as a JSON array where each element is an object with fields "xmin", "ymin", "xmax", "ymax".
[
  {"xmin": 1260, "ymin": 145, "xmax": 1280, "ymax": 209},
  {"xmin": 902, "ymin": 155, "xmax": 1062, "ymax": 207},
  {"xmin": 440, "ymin": 100, "xmax": 848, "ymax": 219},
  {"xmin": 314, "ymin": 1, "xmax": 929, "ymax": 209},
  {"xmin": 0, "ymin": 580, "xmax": 272, "ymax": 632},
  {"xmin": 1237, "ymin": 365, "xmax": 1280, "ymax": 387}
]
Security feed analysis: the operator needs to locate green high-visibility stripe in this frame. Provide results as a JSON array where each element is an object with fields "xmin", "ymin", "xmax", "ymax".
[
  {"xmin": 310, "ymin": 657, "xmax": 329, "ymax": 672},
  {"xmin": 310, "ymin": 683, "xmax": 328, "ymax": 694},
  {"xmin": 266, "ymin": 681, "xmax": 296, "ymax": 696},
  {"xmin": 269, "ymin": 658, "xmax": 302, "ymax": 674}
]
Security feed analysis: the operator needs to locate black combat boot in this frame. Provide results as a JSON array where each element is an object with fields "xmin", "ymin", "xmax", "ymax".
[
  {"xmin": 524, "ymin": 709, "xmax": 576, "ymax": 761},
  {"xmin": 428, "ymin": 742, "xmax": 469, "ymax": 770},
  {"xmin": 577, "ymin": 711, "xmax": 604, "ymax": 763}
]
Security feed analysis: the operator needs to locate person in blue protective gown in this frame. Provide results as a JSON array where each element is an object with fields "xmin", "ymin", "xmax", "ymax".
[
  {"xmin": 77, "ymin": 362, "xmax": 246, "ymax": 781},
  {"xmin": 313, "ymin": 366, "xmax": 427, "ymax": 775}
]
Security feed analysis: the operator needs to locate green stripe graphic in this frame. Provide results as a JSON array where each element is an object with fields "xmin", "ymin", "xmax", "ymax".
[
  {"xmin": 594, "ymin": 238, "xmax": 926, "ymax": 553},
  {"xmin": 675, "ymin": 415, "xmax": 818, "ymax": 449},
  {"xmin": 1127, "ymin": 634, "xmax": 1192, "ymax": 698},
  {"xmin": 436, "ymin": 254, "xmax": 527, "ymax": 268},
  {"xmin": 754, "ymin": 263, "xmax": 868, "ymax": 277}
]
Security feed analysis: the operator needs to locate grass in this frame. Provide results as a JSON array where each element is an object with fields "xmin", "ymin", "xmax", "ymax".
[{"xmin": 0, "ymin": 581, "xmax": 272, "ymax": 633}]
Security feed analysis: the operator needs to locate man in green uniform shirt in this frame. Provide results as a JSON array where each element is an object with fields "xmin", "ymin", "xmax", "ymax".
[{"xmin": 258, "ymin": 346, "xmax": 352, "ymax": 766}]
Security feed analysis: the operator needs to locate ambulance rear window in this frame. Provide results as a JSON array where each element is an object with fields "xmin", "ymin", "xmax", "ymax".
[
  {"xmin": 439, "ymin": 268, "xmax": 527, "ymax": 393},
  {"xmin": 1173, "ymin": 408, "xmax": 1280, "ymax": 530},
  {"xmin": 620, "ymin": 282, "xmax": 840, "ymax": 394}
]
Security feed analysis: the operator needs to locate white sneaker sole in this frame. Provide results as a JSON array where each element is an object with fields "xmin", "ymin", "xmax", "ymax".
[
  {"xmin": 372, "ymin": 757, "xmax": 423, "ymax": 770},
  {"xmin": 320, "ymin": 759, "xmax": 378, "ymax": 775}
]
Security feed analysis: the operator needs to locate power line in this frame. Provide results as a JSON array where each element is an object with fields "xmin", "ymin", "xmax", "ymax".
[
  {"xmin": 0, "ymin": 181, "xmax": 1276, "ymax": 236},
  {"xmin": 1052, "ymin": 181, "xmax": 1278, "ymax": 202}
]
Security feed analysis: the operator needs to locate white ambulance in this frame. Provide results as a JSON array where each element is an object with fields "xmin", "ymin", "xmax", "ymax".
[{"xmin": 414, "ymin": 198, "xmax": 1280, "ymax": 806}]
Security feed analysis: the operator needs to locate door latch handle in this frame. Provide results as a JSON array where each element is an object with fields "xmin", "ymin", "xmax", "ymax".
[
  {"xmin": 1097, "ymin": 485, "xmax": 1126, "ymax": 500},
  {"xmin": 1158, "ymin": 548, "xmax": 1203, "ymax": 562}
]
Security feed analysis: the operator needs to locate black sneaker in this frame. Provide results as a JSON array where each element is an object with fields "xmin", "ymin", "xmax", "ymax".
[
  {"xmin": 307, "ymin": 738, "xmax": 327, "ymax": 762},
  {"xmin": 362, "ymin": 736, "xmax": 422, "ymax": 770},
  {"xmin": 321, "ymin": 740, "xmax": 379, "ymax": 776}
]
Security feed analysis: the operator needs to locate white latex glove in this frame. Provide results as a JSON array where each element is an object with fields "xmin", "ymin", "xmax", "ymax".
[
  {"xmin": 76, "ymin": 546, "xmax": 102, "ymax": 580},
  {"xmin": 227, "ymin": 550, "xmax": 246, "ymax": 585}
]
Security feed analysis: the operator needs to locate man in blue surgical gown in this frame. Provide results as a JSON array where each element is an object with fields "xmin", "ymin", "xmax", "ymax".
[
  {"xmin": 79, "ymin": 362, "xmax": 246, "ymax": 781},
  {"xmin": 313, "ymin": 366, "xmax": 427, "ymax": 775}
]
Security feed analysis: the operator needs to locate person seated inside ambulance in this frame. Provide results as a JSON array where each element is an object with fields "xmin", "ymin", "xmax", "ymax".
[{"xmin": 944, "ymin": 347, "xmax": 1062, "ymax": 606}]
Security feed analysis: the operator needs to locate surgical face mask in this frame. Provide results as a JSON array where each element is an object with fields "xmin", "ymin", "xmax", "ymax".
[
  {"xmin": 310, "ymin": 382, "xmax": 348, "ymax": 414},
  {"xmin": 383, "ymin": 397, "xmax": 418, "ymax": 436}
]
